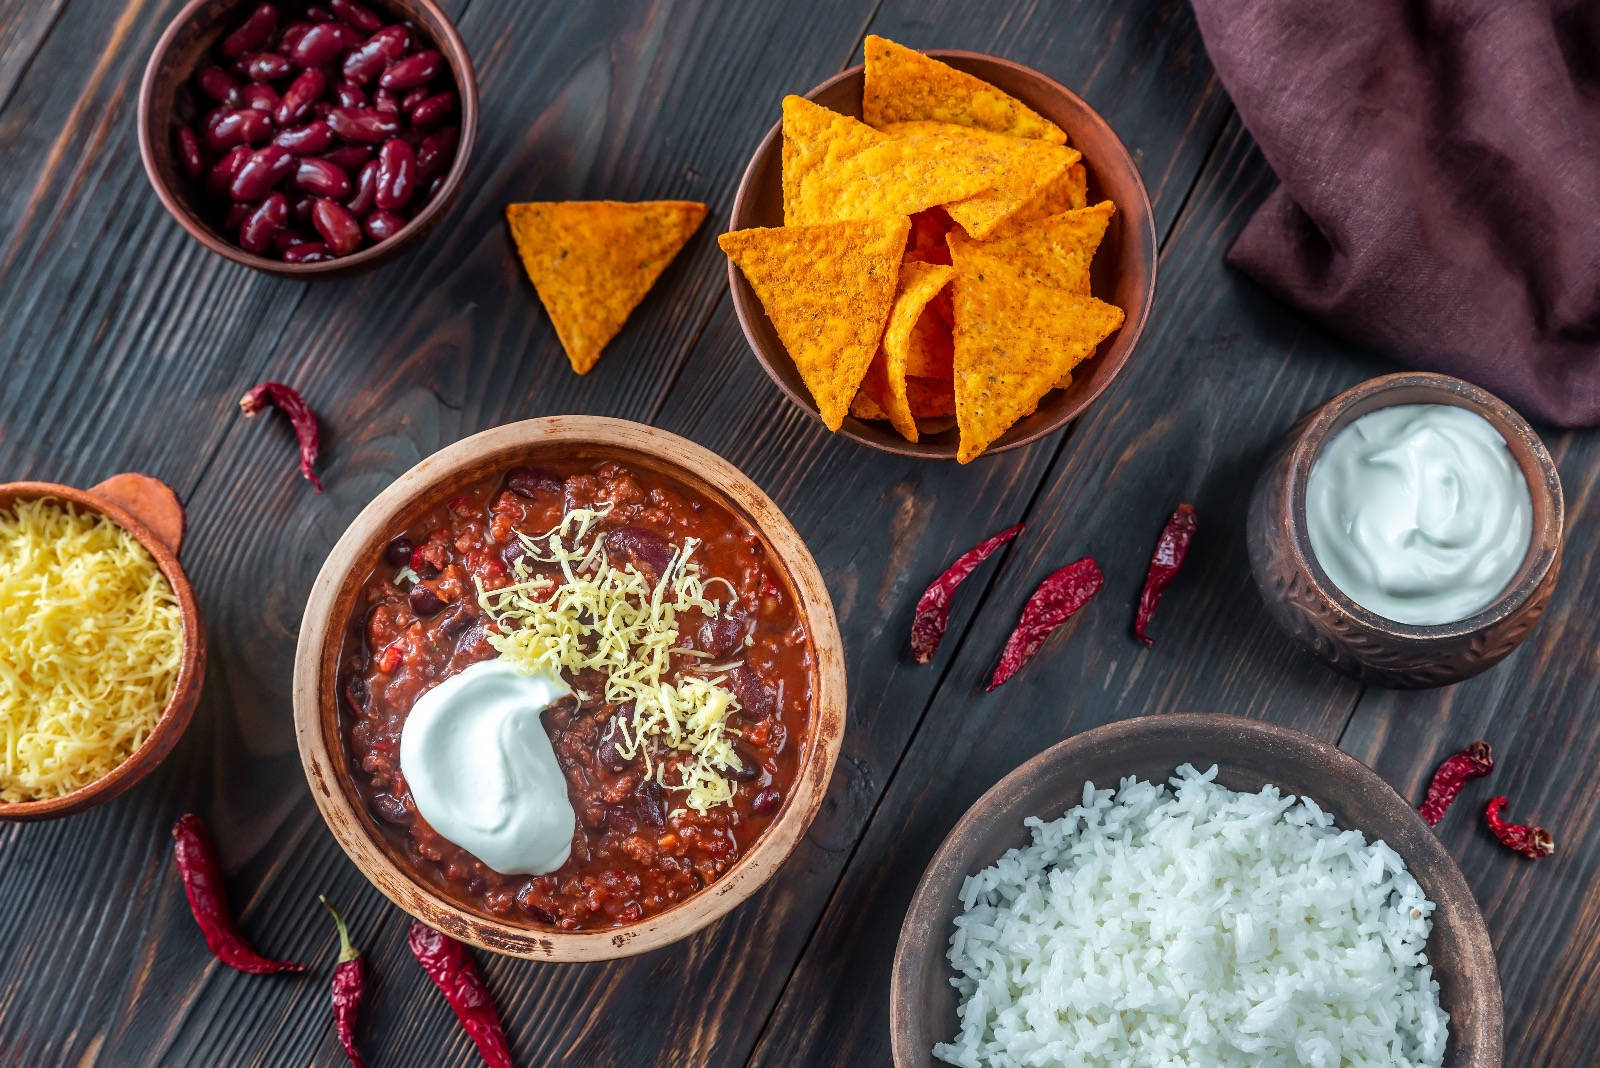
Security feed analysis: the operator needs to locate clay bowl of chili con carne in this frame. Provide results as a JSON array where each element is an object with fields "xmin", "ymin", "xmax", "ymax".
[
  {"xmin": 728, "ymin": 51, "xmax": 1157, "ymax": 460},
  {"xmin": 0, "ymin": 474, "xmax": 206, "ymax": 822},
  {"xmin": 294, "ymin": 417, "xmax": 846, "ymax": 960},
  {"xmin": 138, "ymin": 0, "xmax": 478, "ymax": 279},
  {"xmin": 891, "ymin": 715, "xmax": 1501, "ymax": 1067}
]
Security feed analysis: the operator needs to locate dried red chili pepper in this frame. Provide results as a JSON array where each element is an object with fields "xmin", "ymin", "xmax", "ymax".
[
  {"xmin": 171, "ymin": 813, "xmax": 307, "ymax": 974},
  {"xmin": 407, "ymin": 921, "xmax": 513, "ymax": 1067},
  {"xmin": 1133, "ymin": 504, "xmax": 1196, "ymax": 645},
  {"xmin": 240, "ymin": 381, "xmax": 324, "ymax": 492},
  {"xmin": 1417, "ymin": 741, "xmax": 1494, "ymax": 826},
  {"xmin": 987, "ymin": 557, "xmax": 1104, "ymax": 691},
  {"xmin": 320, "ymin": 896, "xmax": 367, "ymax": 1067},
  {"xmin": 1484, "ymin": 796, "xmax": 1555, "ymax": 858},
  {"xmin": 911, "ymin": 522, "xmax": 1024, "ymax": 663}
]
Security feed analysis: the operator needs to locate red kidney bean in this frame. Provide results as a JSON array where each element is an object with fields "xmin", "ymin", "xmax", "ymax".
[
  {"xmin": 379, "ymin": 50, "xmax": 442, "ymax": 92},
  {"xmin": 283, "ymin": 242, "xmax": 335, "ymax": 263},
  {"xmin": 596, "ymin": 730, "xmax": 632, "ymax": 774},
  {"xmin": 408, "ymin": 90, "xmax": 455, "ymax": 129},
  {"xmin": 290, "ymin": 23, "xmax": 347, "ymax": 68},
  {"xmin": 415, "ymin": 125, "xmax": 457, "ymax": 179},
  {"xmin": 373, "ymin": 138, "xmax": 415, "ymax": 210},
  {"xmin": 326, "ymin": 106, "xmax": 400, "ymax": 142},
  {"xmin": 332, "ymin": 81, "xmax": 367, "ymax": 108},
  {"xmin": 363, "ymin": 209, "xmax": 405, "ymax": 242},
  {"xmin": 273, "ymin": 119, "xmax": 333, "ymax": 155},
  {"xmin": 369, "ymin": 792, "xmax": 409, "ymax": 825},
  {"xmin": 294, "ymin": 156, "xmax": 352, "ymax": 198},
  {"xmin": 203, "ymin": 108, "xmax": 272, "ymax": 152},
  {"xmin": 345, "ymin": 159, "xmax": 378, "ymax": 214},
  {"xmin": 174, "ymin": 126, "xmax": 204, "ymax": 181},
  {"xmin": 372, "ymin": 87, "xmax": 399, "ymax": 115},
  {"xmin": 230, "ymin": 144, "xmax": 295, "ymax": 201},
  {"xmin": 305, "ymin": 3, "xmax": 334, "ymax": 19},
  {"xmin": 400, "ymin": 86, "xmax": 430, "ymax": 113},
  {"xmin": 506, "ymin": 468, "xmax": 563, "ymax": 498},
  {"xmin": 196, "ymin": 65, "xmax": 242, "ymax": 106},
  {"xmin": 320, "ymin": 142, "xmax": 373, "ymax": 172},
  {"xmin": 278, "ymin": 20, "xmax": 312, "ymax": 55},
  {"xmin": 272, "ymin": 227, "xmax": 315, "ymax": 252},
  {"xmin": 312, "ymin": 197, "xmax": 363, "ymax": 254},
  {"xmin": 342, "ymin": 26, "xmax": 409, "ymax": 84},
  {"xmin": 694, "ymin": 613, "xmax": 747, "ymax": 658},
  {"xmin": 220, "ymin": 3, "xmax": 278, "ymax": 59},
  {"xmin": 330, "ymin": 0, "xmax": 382, "ymax": 33},
  {"xmin": 221, "ymin": 200, "xmax": 254, "ymax": 232},
  {"xmin": 206, "ymin": 144, "xmax": 252, "ymax": 196},
  {"xmin": 751, "ymin": 788, "xmax": 781, "ymax": 814},
  {"xmin": 292, "ymin": 194, "xmax": 317, "ymax": 223},
  {"xmin": 242, "ymin": 52, "xmax": 294, "ymax": 82},
  {"xmin": 721, "ymin": 744, "xmax": 762, "ymax": 782},
  {"xmin": 237, "ymin": 83, "xmax": 279, "ymax": 112},
  {"xmin": 274, "ymin": 68, "xmax": 326, "ymax": 126},
  {"xmin": 425, "ymin": 173, "xmax": 445, "ymax": 199},
  {"xmin": 606, "ymin": 527, "xmax": 674, "ymax": 575},
  {"xmin": 239, "ymin": 192, "xmax": 289, "ymax": 254},
  {"xmin": 728, "ymin": 664, "xmax": 776, "ymax": 719},
  {"xmin": 385, "ymin": 537, "xmax": 415, "ymax": 568},
  {"xmin": 408, "ymin": 585, "xmax": 446, "ymax": 617}
]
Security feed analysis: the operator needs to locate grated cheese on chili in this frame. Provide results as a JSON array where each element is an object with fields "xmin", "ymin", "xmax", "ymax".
[
  {"xmin": 477, "ymin": 508, "xmax": 745, "ymax": 814},
  {"xmin": 0, "ymin": 498, "xmax": 184, "ymax": 803}
]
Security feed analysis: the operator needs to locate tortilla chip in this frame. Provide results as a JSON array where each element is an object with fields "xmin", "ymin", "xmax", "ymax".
[
  {"xmin": 781, "ymin": 97, "xmax": 992, "ymax": 225},
  {"xmin": 948, "ymin": 234, "xmax": 1125, "ymax": 463},
  {"xmin": 1001, "ymin": 161, "xmax": 1089, "ymax": 233},
  {"xmin": 916, "ymin": 414, "xmax": 957, "ymax": 436},
  {"xmin": 862, "ymin": 36, "xmax": 1067, "ymax": 145},
  {"xmin": 505, "ymin": 200, "xmax": 706, "ymax": 374},
  {"xmin": 903, "ymin": 303, "xmax": 955, "ymax": 379},
  {"xmin": 720, "ymin": 216, "xmax": 910, "ymax": 431},
  {"xmin": 904, "ymin": 208, "xmax": 955, "ymax": 264},
  {"xmin": 875, "ymin": 261, "xmax": 954, "ymax": 442},
  {"xmin": 906, "ymin": 375, "xmax": 956, "ymax": 419},
  {"xmin": 878, "ymin": 121, "xmax": 1080, "ymax": 239},
  {"xmin": 971, "ymin": 200, "xmax": 1116, "ymax": 295},
  {"xmin": 850, "ymin": 389, "xmax": 889, "ymax": 421}
]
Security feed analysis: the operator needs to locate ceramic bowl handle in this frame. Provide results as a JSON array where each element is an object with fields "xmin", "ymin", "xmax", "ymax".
[{"xmin": 88, "ymin": 473, "xmax": 185, "ymax": 554}]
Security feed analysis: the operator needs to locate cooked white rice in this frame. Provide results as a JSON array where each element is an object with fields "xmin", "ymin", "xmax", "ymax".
[{"xmin": 934, "ymin": 764, "xmax": 1448, "ymax": 1068}]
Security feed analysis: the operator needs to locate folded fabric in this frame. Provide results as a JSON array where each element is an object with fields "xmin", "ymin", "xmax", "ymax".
[{"xmin": 1190, "ymin": 0, "xmax": 1600, "ymax": 426}]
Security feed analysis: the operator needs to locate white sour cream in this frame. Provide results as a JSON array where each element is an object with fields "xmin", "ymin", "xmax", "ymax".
[
  {"xmin": 399, "ymin": 659, "xmax": 575, "ymax": 875},
  {"xmin": 1306, "ymin": 403, "xmax": 1532, "ymax": 626}
]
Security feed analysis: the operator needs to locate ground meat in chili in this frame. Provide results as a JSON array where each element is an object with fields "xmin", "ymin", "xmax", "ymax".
[{"xmin": 338, "ymin": 460, "xmax": 813, "ymax": 930}]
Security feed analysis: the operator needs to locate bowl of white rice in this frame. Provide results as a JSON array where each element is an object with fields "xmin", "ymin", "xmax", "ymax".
[{"xmin": 890, "ymin": 714, "xmax": 1501, "ymax": 1068}]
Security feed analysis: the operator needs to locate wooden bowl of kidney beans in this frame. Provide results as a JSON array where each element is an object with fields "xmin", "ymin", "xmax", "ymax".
[{"xmin": 138, "ymin": 0, "xmax": 477, "ymax": 277}]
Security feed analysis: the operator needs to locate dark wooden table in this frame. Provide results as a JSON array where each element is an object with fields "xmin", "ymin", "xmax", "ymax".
[{"xmin": 2, "ymin": 0, "xmax": 1596, "ymax": 1064}]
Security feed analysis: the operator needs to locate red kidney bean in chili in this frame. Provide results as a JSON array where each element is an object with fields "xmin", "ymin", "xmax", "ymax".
[
  {"xmin": 338, "ymin": 461, "xmax": 814, "ymax": 930},
  {"xmin": 988, "ymin": 558, "xmax": 1104, "ymax": 690}
]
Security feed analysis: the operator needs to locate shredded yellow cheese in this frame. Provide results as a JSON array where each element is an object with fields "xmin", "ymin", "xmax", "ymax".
[
  {"xmin": 477, "ymin": 508, "xmax": 745, "ymax": 814},
  {"xmin": 0, "ymin": 498, "xmax": 184, "ymax": 803}
]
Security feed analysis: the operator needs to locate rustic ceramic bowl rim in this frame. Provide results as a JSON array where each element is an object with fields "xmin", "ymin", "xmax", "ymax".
[
  {"xmin": 136, "ymin": 0, "xmax": 479, "ymax": 277},
  {"xmin": 0, "ymin": 480, "xmax": 204, "ymax": 821},
  {"xmin": 292, "ymin": 416, "xmax": 847, "ymax": 960},
  {"xmin": 726, "ymin": 51, "xmax": 1158, "ymax": 460},
  {"xmin": 1284, "ymin": 371, "xmax": 1563, "ymax": 641},
  {"xmin": 889, "ymin": 712, "xmax": 1502, "ymax": 1066}
]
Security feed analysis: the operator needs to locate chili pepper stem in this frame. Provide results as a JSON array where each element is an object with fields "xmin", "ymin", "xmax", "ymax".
[{"xmin": 320, "ymin": 895, "xmax": 361, "ymax": 963}]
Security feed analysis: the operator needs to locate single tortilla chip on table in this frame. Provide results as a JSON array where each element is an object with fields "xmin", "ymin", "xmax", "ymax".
[
  {"xmin": 862, "ymin": 35, "xmax": 1067, "ymax": 145},
  {"xmin": 876, "ymin": 121, "xmax": 1080, "ymax": 239},
  {"xmin": 505, "ymin": 200, "xmax": 707, "ymax": 374},
  {"xmin": 720, "ymin": 216, "xmax": 910, "ymax": 431},
  {"xmin": 948, "ymin": 234, "xmax": 1125, "ymax": 463},
  {"xmin": 781, "ymin": 97, "xmax": 993, "ymax": 225},
  {"xmin": 971, "ymin": 200, "xmax": 1116, "ymax": 295},
  {"xmin": 863, "ymin": 261, "xmax": 955, "ymax": 442}
]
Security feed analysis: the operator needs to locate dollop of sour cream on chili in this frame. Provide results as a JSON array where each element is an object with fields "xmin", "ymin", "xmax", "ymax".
[
  {"xmin": 1306, "ymin": 403, "xmax": 1532, "ymax": 626},
  {"xmin": 398, "ymin": 659, "xmax": 575, "ymax": 875}
]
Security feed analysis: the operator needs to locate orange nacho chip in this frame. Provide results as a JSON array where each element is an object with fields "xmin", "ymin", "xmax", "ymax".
[
  {"xmin": 505, "ymin": 200, "xmax": 706, "ymax": 374},
  {"xmin": 903, "ymin": 300, "xmax": 955, "ymax": 379},
  {"xmin": 973, "ymin": 200, "xmax": 1116, "ymax": 295},
  {"xmin": 878, "ymin": 121, "xmax": 1080, "ymax": 239},
  {"xmin": 781, "ymin": 97, "xmax": 992, "ymax": 226},
  {"xmin": 872, "ymin": 261, "xmax": 954, "ymax": 442},
  {"xmin": 906, "ymin": 375, "xmax": 956, "ymax": 418},
  {"xmin": 948, "ymin": 234, "xmax": 1124, "ymax": 463},
  {"xmin": 850, "ymin": 389, "xmax": 889, "ymax": 421},
  {"xmin": 904, "ymin": 208, "xmax": 956, "ymax": 264},
  {"xmin": 720, "ymin": 216, "xmax": 910, "ymax": 431},
  {"xmin": 862, "ymin": 36, "xmax": 1067, "ymax": 145},
  {"xmin": 1001, "ymin": 161, "xmax": 1089, "ymax": 233}
]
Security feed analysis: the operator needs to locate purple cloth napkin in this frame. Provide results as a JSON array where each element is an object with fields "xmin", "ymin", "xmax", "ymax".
[{"xmin": 1189, "ymin": 0, "xmax": 1600, "ymax": 427}]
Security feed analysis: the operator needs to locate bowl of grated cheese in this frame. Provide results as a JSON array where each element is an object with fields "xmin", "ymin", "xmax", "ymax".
[
  {"xmin": 294, "ymin": 417, "xmax": 846, "ymax": 959},
  {"xmin": 0, "ymin": 474, "xmax": 205, "ymax": 821}
]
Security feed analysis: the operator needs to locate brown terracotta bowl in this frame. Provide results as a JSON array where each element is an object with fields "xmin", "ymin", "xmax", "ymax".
[
  {"xmin": 727, "ymin": 52, "xmax": 1157, "ymax": 459},
  {"xmin": 137, "ymin": 0, "xmax": 478, "ymax": 279},
  {"xmin": 891, "ymin": 714, "xmax": 1502, "ymax": 1067},
  {"xmin": 1247, "ymin": 372, "xmax": 1563, "ymax": 689},
  {"xmin": 293, "ymin": 417, "xmax": 847, "ymax": 959},
  {"xmin": 0, "ymin": 475, "xmax": 206, "ymax": 821}
]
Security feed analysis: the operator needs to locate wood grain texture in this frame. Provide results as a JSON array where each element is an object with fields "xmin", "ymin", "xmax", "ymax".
[{"xmin": 0, "ymin": 0, "xmax": 1595, "ymax": 1065}]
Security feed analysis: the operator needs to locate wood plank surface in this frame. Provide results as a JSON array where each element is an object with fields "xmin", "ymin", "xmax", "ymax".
[{"xmin": 0, "ymin": 0, "xmax": 1595, "ymax": 1065}]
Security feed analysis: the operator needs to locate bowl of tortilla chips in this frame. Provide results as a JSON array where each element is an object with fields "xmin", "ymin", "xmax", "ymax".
[{"xmin": 722, "ymin": 38, "xmax": 1156, "ymax": 463}]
